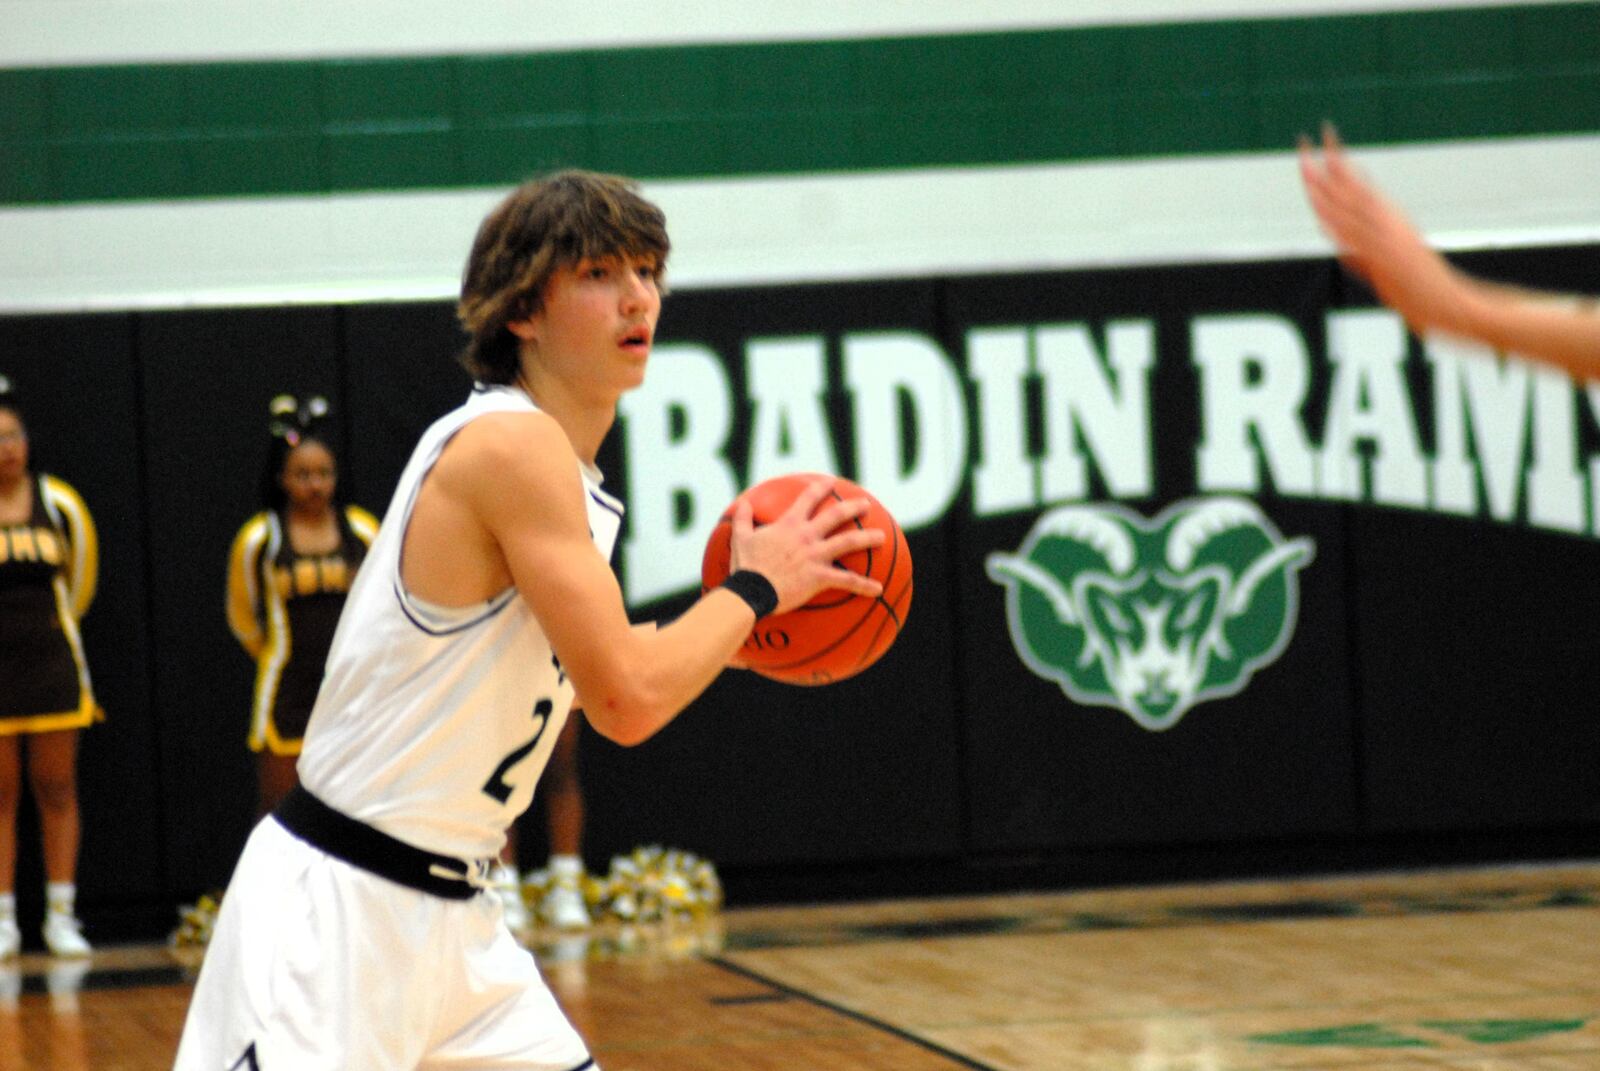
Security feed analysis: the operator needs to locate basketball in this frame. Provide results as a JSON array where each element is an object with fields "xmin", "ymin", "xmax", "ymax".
[{"xmin": 701, "ymin": 473, "xmax": 913, "ymax": 686}]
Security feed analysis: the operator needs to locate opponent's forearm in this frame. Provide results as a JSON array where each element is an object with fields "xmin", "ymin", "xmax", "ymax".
[{"xmin": 1454, "ymin": 281, "xmax": 1600, "ymax": 380}]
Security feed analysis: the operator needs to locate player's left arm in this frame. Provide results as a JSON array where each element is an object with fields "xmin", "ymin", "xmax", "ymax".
[
  {"xmin": 439, "ymin": 413, "xmax": 754, "ymax": 745},
  {"xmin": 42, "ymin": 476, "xmax": 98, "ymax": 619},
  {"xmin": 569, "ymin": 622, "xmax": 690, "ymax": 711},
  {"xmin": 463, "ymin": 414, "xmax": 878, "ymax": 745}
]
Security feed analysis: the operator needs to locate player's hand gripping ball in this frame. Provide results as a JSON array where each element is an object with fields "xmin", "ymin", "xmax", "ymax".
[{"xmin": 702, "ymin": 473, "xmax": 913, "ymax": 685}]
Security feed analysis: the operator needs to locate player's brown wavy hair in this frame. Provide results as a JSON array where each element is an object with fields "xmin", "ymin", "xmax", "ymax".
[{"xmin": 456, "ymin": 170, "xmax": 670, "ymax": 385}]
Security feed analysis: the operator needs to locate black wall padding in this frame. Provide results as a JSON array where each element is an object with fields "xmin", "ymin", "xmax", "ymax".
[{"xmin": 2, "ymin": 246, "xmax": 1598, "ymax": 939}]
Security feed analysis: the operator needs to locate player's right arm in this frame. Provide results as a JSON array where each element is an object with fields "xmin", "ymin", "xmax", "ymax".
[{"xmin": 418, "ymin": 412, "xmax": 883, "ymax": 746}]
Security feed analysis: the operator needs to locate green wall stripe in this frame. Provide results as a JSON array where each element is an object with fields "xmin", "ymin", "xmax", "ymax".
[{"xmin": 2, "ymin": 3, "xmax": 1598, "ymax": 207}]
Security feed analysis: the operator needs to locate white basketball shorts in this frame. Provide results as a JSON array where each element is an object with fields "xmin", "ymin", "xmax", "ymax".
[{"xmin": 173, "ymin": 816, "xmax": 596, "ymax": 1071}]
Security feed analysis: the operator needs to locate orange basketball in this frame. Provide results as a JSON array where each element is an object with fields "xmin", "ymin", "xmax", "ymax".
[{"xmin": 701, "ymin": 473, "xmax": 912, "ymax": 686}]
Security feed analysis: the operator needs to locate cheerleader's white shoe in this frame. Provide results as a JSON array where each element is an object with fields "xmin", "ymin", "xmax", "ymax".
[{"xmin": 42, "ymin": 910, "xmax": 92, "ymax": 958}]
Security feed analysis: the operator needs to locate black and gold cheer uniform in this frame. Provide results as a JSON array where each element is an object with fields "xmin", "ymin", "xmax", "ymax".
[
  {"xmin": 0, "ymin": 474, "xmax": 99, "ymax": 734},
  {"xmin": 226, "ymin": 505, "xmax": 378, "ymax": 755}
]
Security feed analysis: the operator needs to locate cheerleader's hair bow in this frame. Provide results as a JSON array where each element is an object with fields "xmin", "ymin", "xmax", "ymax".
[{"xmin": 268, "ymin": 393, "xmax": 330, "ymax": 447}]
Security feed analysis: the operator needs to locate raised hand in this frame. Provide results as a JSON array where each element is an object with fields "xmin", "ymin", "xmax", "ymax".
[{"xmin": 1298, "ymin": 124, "xmax": 1473, "ymax": 337}]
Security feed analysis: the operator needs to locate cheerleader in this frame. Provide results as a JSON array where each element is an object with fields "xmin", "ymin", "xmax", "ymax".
[
  {"xmin": 226, "ymin": 396, "xmax": 377, "ymax": 816},
  {"xmin": 0, "ymin": 378, "xmax": 99, "ymax": 959}
]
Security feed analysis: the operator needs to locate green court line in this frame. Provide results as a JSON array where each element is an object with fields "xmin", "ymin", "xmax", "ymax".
[
  {"xmin": 1, "ymin": 3, "xmax": 1598, "ymax": 206},
  {"xmin": 1252, "ymin": 1022, "xmax": 1436, "ymax": 1047},
  {"xmin": 1419, "ymin": 1017, "xmax": 1588, "ymax": 1043},
  {"xmin": 1251, "ymin": 1017, "xmax": 1592, "ymax": 1049}
]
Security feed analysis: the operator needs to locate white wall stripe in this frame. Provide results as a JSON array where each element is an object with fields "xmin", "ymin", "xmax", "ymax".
[{"xmin": 3, "ymin": 135, "xmax": 1596, "ymax": 313}]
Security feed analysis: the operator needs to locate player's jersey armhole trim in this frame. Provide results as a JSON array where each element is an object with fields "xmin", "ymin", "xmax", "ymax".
[
  {"xmin": 589, "ymin": 487, "xmax": 623, "ymax": 520},
  {"xmin": 391, "ymin": 422, "xmax": 518, "ymax": 637},
  {"xmin": 393, "ymin": 577, "xmax": 516, "ymax": 636}
]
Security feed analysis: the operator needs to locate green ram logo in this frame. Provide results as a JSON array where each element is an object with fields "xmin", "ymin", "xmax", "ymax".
[{"xmin": 986, "ymin": 497, "xmax": 1314, "ymax": 731}]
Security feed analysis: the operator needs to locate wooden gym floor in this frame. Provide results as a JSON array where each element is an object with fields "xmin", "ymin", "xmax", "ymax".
[{"xmin": 4, "ymin": 861, "xmax": 1597, "ymax": 1070}]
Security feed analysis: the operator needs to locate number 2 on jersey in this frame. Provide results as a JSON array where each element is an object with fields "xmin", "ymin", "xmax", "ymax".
[{"xmin": 482, "ymin": 697, "xmax": 552, "ymax": 804}]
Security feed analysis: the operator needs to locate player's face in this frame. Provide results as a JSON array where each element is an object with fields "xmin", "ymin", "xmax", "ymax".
[
  {"xmin": 0, "ymin": 409, "xmax": 28, "ymax": 486},
  {"xmin": 520, "ymin": 253, "xmax": 661, "ymax": 394},
  {"xmin": 280, "ymin": 440, "xmax": 336, "ymax": 514}
]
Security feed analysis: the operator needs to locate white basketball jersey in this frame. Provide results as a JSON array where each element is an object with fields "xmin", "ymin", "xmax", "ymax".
[{"xmin": 297, "ymin": 385, "xmax": 623, "ymax": 860}]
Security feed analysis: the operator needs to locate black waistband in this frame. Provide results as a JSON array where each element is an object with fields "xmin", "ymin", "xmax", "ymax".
[{"xmin": 274, "ymin": 785, "xmax": 485, "ymax": 901}]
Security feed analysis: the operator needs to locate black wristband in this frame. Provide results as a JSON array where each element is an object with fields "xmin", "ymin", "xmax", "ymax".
[{"xmin": 720, "ymin": 570, "xmax": 779, "ymax": 619}]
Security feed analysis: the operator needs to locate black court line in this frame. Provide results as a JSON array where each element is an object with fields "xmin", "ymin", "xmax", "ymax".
[
  {"xmin": 709, "ymin": 955, "xmax": 1002, "ymax": 1071},
  {"xmin": 708, "ymin": 992, "xmax": 792, "ymax": 1006}
]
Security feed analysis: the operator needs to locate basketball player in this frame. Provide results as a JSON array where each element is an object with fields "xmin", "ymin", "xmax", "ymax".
[
  {"xmin": 173, "ymin": 171, "xmax": 884, "ymax": 1070},
  {"xmin": 1299, "ymin": 124, "xmax": 1600, "ymax": 374}
]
